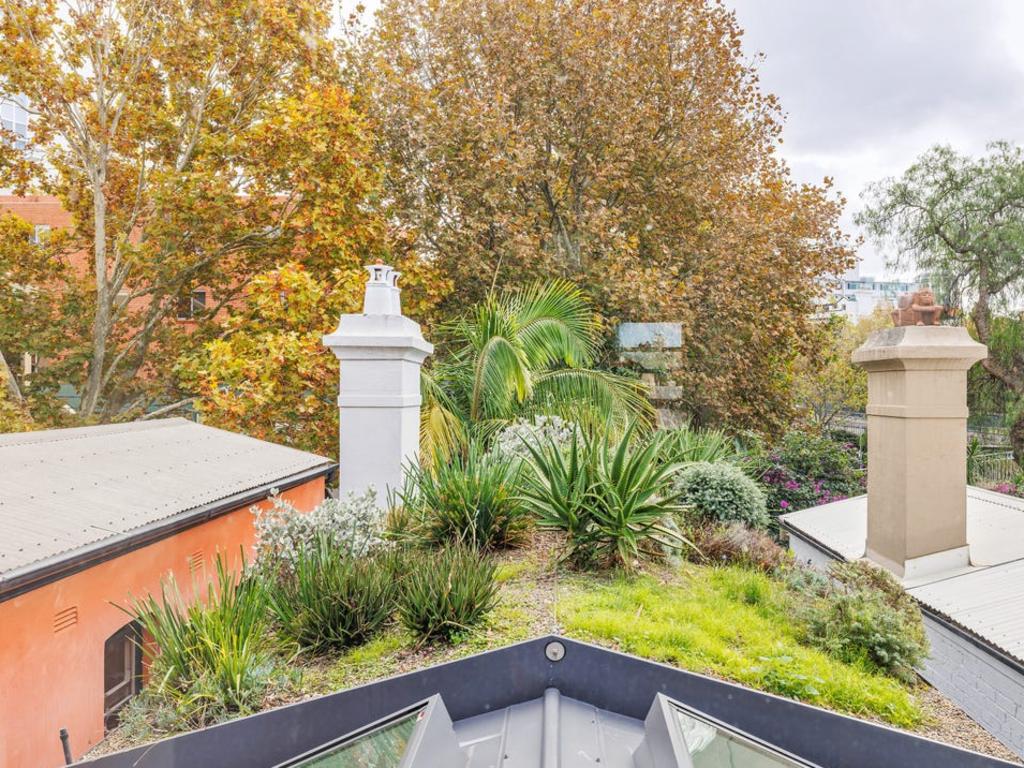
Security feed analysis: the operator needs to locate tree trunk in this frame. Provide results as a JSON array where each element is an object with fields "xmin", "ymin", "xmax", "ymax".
[
  {"xmin": 80, "ymin": 172, "xmax": 109, "ymax": 418},
  {"xmin": 0, "ymin": 349, "xmax": 23, "ymax": 403}
]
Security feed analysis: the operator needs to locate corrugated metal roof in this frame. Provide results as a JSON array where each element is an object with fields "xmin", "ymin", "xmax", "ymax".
[
  {"xmin": 909, "ymin": 560, "xmax": 1024, "ymax": 663},
  {"xmin": 0, "ymin": 418, "xmax": 332, "ymax": 580},
  {"xmin": 781, "ymin": 487, "xmax": 1024, "ymax": 664}
]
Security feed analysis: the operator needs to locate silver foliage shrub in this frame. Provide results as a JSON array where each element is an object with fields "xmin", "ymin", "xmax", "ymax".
[
  {"xmin": 252, "ymin": 489, "xmax": 383, "ymax": 568},
  {"xmin": 490, "ymin": 415, "xmax": 577, "ymax": 461}
]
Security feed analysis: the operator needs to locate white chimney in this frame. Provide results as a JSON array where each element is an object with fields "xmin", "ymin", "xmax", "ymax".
[{"xmin": 323, "ymin": 263, "xmax": 433, "ymax": 501}]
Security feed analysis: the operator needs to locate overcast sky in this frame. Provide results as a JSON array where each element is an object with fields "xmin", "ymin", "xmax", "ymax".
[
  {"xmin": 342, "ymin": 0, "xmax": 1024, "ymax": 279},
  {"xmin": 728, "ymin": 0, "xmax": 1024, "ymax": 278}
]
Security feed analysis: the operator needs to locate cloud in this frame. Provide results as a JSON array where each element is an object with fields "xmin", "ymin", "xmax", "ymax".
[{"xmin": 729, "ymin": 0, "xmax": 1024, "ymax": 276}]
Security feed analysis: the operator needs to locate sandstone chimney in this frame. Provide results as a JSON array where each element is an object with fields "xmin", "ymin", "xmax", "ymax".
[{"xmin": 852, "ymin": 325, "xmax": 986, "ymax": 579}]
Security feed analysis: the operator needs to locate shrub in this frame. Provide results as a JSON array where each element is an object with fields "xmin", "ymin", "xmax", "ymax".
[
  {"xmin": 489, "ymin": 415, "xmax": 577, "ymax": 462},
  {"xmin": 760, "ymin": 431, "xmax": 864, "ymax": 517},
  {"xmin": 397, "ymin": 442, "xmax": 526, "ymax": 549},
  {"xmin": 796, "ymin": 560, "xmax": 928, "ymax": 684},
  {"xmin": 658, "ymin": 425, "xmax": 746, "ymax": 465},
  {"xmin": 520, "ymin": 422, "xmax": 691, "ymax": 569},
  {"xmin": 397, "ymin": 544, "xmax": 499, "ymax": 644},
  {"xmin": 267, "ymin": 534, "xmax": 399, "ymax": 654},
  {"xmin": 691, "ymin": 522, "xmax": 789, "ymax": 572},
  {"xmin": 253, "ymin": 490, "xmax": 383, "ymax": 569},
  {"xmin": 674, "ymin": 462, "xmax": 769, "ymax": 529},
  {"xmin": 128, "ymin": 556, "xmax": 277, "ymax": 726}
]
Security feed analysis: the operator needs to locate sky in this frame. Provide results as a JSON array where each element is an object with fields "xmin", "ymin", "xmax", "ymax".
[{"xmin": 341, "ymin": 0, "xmax": 1024, "ymax": 279}]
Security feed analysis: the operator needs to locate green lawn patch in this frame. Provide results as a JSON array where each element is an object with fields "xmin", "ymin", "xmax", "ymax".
[{"xmin": 557, "ymin": 564, "xmax": 921, "ymax": 728}]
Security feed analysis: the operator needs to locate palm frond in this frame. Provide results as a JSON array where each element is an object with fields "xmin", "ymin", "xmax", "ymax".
[{"xmin": 530, "ymin": 368, "xmax": 655, "ymax": 432}]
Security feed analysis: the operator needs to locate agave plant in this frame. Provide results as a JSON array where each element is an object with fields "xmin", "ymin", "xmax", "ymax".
[
  {"xmin": 520, "ymin": 422, "xmax": 692, "ymax": 569},
  {"xmin": 420, "ymin": 280, "xmax": 653, "ymax": 461}
]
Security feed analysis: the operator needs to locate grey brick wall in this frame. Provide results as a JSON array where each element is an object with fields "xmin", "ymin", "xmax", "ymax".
[{"xmin": 919, "ymin": 617, "xmax": 1024, "ymax": 758}]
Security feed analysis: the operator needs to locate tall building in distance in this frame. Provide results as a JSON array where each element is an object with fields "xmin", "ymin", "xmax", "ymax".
[{"xmin": 830, "ymin": 269, "xmax": 920, "ymax": 320}]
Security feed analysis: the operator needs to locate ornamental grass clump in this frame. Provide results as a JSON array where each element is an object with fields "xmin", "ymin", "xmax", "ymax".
[
  {"xmin": 397, "ymin": 543, "xmax": 499, "ymax": 645},
  {"xmin": 267, "ymin": 534, "xmax": 400, "ymax": 655},
  {"xmin": 128, "ymin": 556, "xmax": 277, "ymax": 726},
  {"xmin": 796, "ymin": 560, "xmax": 928, "ymax": 684},
  {"xmin": 674, "ymin": 461, "xmax": 769, "ymax": 529},
  {"xmin": 658, "ymin": 425, "xmax": 747, "ymax": 465},
  {"xmin": 397, "ymin": 442, "xmax": 526, "ymax": 550},
  {"xmin": 520, "ymin": 422, "xmax": 691, "ymax": 569}
]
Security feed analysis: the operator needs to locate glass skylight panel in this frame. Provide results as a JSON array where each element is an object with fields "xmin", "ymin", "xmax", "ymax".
[
  {"xmin": 283, "ymin": 708, "xmax": 421, "ymax": 768},
  {"xmin": 671, "ymin": 705, "xmax": 811, "ymax": 768}
]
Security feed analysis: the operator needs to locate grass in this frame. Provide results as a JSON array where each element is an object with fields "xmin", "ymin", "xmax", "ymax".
[
  {"xmin": 94, "ymin": 543, "xmax": 929, "ymax": 759},
  {"xmin": 557, "ymin": 564, "xmax": 922, "ymax": 728}
]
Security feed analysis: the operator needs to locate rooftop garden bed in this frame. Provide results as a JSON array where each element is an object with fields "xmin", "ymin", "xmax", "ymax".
[{"xmin": 95, "ymin": 536, "xmax": 1019, "ymax": 763}]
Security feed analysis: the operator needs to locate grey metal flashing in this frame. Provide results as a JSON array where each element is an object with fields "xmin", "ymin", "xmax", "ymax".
[
  {"xmin": 779, "ymin": 519, "xmax": 849, "ymax": 563},
  {"xmin": 75, "ymin": 636, "xmax": 1018, "ymax": 768},
  {"xmin": 0, "ymin": 464, "xmax": 333, "ymax": 602}
]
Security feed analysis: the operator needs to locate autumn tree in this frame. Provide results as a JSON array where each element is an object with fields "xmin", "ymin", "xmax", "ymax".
[
  {"xmin": 0, "ymin": 0, "xmax": 384, "ymax": 421},
  {"xmin": 791, "ymin": 309, "xmax": 891, "ymax": 430},
  {"xmin": 350, "ymin": 0, "xmax": 853, "ymax": 433},
  {"xmin": 180, "ymin": 257, "xmax": 448, "ymax": 457},
  {"xmin": 0, "ymin": 213, "xmax": 81, "ymax": 429},
  {"xmin": 859, "ymin": 142, "xmax": 1024, "ymax": 460}
]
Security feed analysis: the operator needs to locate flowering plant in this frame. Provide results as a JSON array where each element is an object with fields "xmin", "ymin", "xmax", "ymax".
[{"xmin": 759, "ymin": 431, "xmax": 864, "ymax": 520}]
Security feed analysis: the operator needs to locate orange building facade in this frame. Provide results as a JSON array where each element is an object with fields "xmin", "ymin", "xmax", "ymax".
[{"xmin": 0, "ymin": 478, "xmax": 325, "ymax": 768}]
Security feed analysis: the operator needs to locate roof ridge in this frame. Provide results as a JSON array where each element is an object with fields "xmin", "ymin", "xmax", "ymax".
[{"xmin": 0, "ymin": 417, "xmax": 187, "ymax": 449}]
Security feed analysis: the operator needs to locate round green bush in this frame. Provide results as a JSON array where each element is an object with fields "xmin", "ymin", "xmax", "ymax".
[{"xmin": 675, "ymin": 462, "xmax": 769, "ymax": 529}]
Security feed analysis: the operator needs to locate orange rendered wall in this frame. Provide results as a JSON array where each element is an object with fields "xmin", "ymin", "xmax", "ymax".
[{"xmin": 0, "ymin": 477, "xmax": 325, "ymax": 768}]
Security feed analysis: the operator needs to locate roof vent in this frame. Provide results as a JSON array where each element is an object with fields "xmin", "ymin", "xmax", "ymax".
[
  {"xmin": 187, "ymin": 551, "xmax": 204, "ymax": 576},
  {"xmin": 53, "ymin": 606, "xmax": 78, "ymax": 633}
]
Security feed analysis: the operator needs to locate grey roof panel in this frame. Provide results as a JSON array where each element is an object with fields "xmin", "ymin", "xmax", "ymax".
[
  {"xmin": 0, "ymin": 418, "xmax": 332, "ymax": 579},
  {"xmin": 909, "ymin": 559, "xmax": 1024, "ymax": 662}
]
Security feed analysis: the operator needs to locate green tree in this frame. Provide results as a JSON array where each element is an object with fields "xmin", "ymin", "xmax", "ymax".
[
  {"xmin": 0, "ymin": 0, "xmax": 381, "ymax": 422},
  {"xmin": 351, "ymin": 0, "xmax": 853, "ymax": 434},
  {"xmin": 422, "ymin": 280, "xmax": 652, "ymax": 461},
  {"xmin": 858, "ymin": 142, "xmax": 1024, "ymax": 460},
  {"xmin": 0, "ymin": 213, "xmax": 81, "ymax": 429},
  {"xmin": 792, "ymin": 310, "xmax": 891, "ymax": 430}
]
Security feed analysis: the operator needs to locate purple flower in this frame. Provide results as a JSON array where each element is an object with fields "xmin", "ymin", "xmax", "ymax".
[
  {"xmin": 779, "ymin": 500, "xmax": 790, "ymax": 510},
  {"xmin": 784, "ymin": 480, "xmax": 800, "ymax": 491}
]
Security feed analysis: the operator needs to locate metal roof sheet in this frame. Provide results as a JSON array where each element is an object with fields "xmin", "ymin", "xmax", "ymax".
[
  {"xmin": 781, "ymin": 487, "xmax": 1024, "ymax": 664},
  {"xmin": 0, "ymin": 418, "xmax": 332, "ymax": 580},
  {"xmin": 909, "ymin": 559, "xmax": 1024, "ymax": 663}
]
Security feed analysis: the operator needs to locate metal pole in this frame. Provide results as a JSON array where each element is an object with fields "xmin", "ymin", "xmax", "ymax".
[{"xmin": 59, "ymin": 727, "xmax": 73, "ymax": 765}]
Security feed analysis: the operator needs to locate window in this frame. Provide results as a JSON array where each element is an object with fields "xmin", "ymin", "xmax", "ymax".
[
  {"xmin": 176, "ymin": 289, "xmax": 207, "ymax": 320},
  {"xmin": 31, "ymin": 224, "xmax": 50, "ymax": 244},
  {"xmin": 277, "ymin": 707, "xmax": 422, "ymax": 768},
  {"xmin": 671, "ymin": 703, "xmax": 811, "ymax": 767},
  {"xmin": 103, "ymin": 622, "xmax": 142, "ymax": 731},
  {"xmin": 0, "ymin": 97, "xmax": 30, "ymax": 150}
]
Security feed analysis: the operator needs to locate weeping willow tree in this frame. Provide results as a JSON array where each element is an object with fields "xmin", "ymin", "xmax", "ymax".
[
  {"xmin": 859, "ymin": 142, "xmax": 1024, "ymax": 462},
  {"xmin": 421, "ymin": 280, "xmax": 653, "ymax": 461}
]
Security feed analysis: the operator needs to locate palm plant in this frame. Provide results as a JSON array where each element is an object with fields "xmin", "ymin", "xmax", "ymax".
[
  {"xmin": 520, "ymin": 422, "xmax": 692, "ymax": 569},
  {"xmin": 421, "ymin": 280, "xmax": 653, "ymax": 461}
]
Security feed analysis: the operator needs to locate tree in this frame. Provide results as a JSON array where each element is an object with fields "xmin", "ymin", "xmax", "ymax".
[
  {"xmin": 0, "ymin": 0, "xmax": 381, "ymax": 421},
  {"xmin": 350, "ymin": 0, "xmax": 853, "ymax": 434},
  {"xmin": 0, "ymin": 213, "xmax": 81, "ymax": 428},
  {"xmin": 422, "ymin": 280, "xmax": 653, "ymax": 462},
  {"xmin": 181, "ymin": 257, "xmax": 449, "ymax": 457},
  {"xmin": 858, "ymin": 142, "xmax": 1024, "ymax": 460},
  {"xmin": 792, "ymin": 310, "xmax": 891, "ymax": 430}
]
